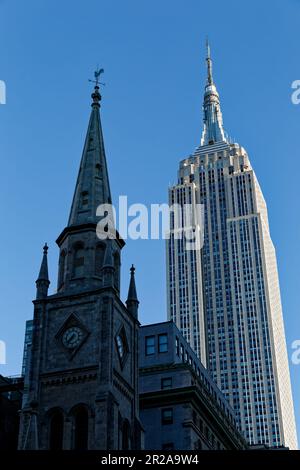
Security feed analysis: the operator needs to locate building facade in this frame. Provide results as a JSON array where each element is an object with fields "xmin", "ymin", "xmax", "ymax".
[
  {"xmin": 166, "ymin": 44, "xmax": 298, "ymax": 448},
  {"xmin": 17, "ymin": 84, "xmax": 142, "ymax": 450},
  {"xmin": 139, "ymin": 322, "xmax": 247, "ymax": 450},
  {"xmin": 21, "ymin": 320, "xmax": 33, "ymax": 377},
  {"xmin": 0, "ymin": 375, "xmax": 23, "ymax": 450}
]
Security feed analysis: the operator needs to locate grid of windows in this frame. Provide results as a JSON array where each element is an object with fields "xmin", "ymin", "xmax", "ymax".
[{"xmin": 167, "ymin": 142, "xmax": 294, "ymax": 447}]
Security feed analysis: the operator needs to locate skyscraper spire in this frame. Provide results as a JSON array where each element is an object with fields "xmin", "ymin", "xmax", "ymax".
[
  {"xmin": 206, "ymin": 37, "xmax": 213, "ymax": 85},
  {"xmin": 68, "ymin": 73, "xmax": 112, "ymax": 227},
  {"xmin": 201, "ymin": 40, "xmax": 227, "ymax": 146}
]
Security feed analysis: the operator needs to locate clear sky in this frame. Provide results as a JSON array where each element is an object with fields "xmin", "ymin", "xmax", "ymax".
[{"xmin": 0, "ymin": 0, "xmax": 299, "ymax": 443}]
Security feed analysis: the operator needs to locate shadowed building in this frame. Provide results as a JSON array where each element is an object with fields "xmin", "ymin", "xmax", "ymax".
[
  {"xmin": 17, "ymin": 82, "xmax": 142, "ymax": 450},
  {"xmin": 0, "ymin": 375, "xmax": 23, "ymax": 450},
  {"xmin": 139, "ymin": 322, "xmax": 247, "ymax": 450}
]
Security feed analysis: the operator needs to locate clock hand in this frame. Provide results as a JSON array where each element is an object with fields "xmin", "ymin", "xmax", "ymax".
[{"xmin": 68, "ymin": 333, "xmax": 76, "ymax": 343}]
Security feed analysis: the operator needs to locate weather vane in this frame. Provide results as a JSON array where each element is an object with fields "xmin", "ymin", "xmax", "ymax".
[{"xmin": 89, "ymin": 68, "xmax": 105, "ymax": 87}]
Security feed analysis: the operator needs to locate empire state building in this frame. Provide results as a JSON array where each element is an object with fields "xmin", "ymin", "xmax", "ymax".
[{"xmin": 166, "ymin": 43, "xmax": 298, "ymax": 448}]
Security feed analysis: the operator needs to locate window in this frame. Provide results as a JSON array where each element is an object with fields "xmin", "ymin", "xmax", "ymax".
[
  {"xmin": 145, "ymin": 336, "xmax": 155, "ymax": 356},
  {"xmin": 122, "ymin": 420, "xmax": 131, "ymax": 450},
  {"xmin": 73, "ymin": 407, "xmax": 88, "ymax": 450},
  {"xmin": 175, "ymin": 336, "xmax": 179, "ymax": 356},
  {"xmin": 80, "ymin": 191, "xmax": 89, "ymax": 207},
  {"xmin": 158, "ymin": 334, "xmax": 168, "ymax": 353},
  {"xmin": 161, "ymin": 377, "xmax": 172, "ymax": 390},
  {"xmin": 49, "ymin": 410, "xmax": 64, "ymax": 450},
  {"xmin": 161, "ymin": 408, "xmax": 173, "ymax": 425},
  {"xmin": 95, "ymin": 244, "xmax": 105, "ymax": 276},
  {"xmin": 73, "ymin": 243, "xmax": 84, "ymax": 277},
  {"xmin": 181, "ymin": 345, "xmax": 184, "ymax": 362}
]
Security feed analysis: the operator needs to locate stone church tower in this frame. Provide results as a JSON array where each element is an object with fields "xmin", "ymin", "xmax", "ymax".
[{"xmin": 18, "ymin": 83, "xmax": 141, "ymax": 450}]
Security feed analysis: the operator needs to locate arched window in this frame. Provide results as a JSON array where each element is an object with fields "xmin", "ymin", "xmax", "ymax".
[
  {"xmin": 114, "ymin": 252, "xmax": 120, "ymax": 290},
  {"xmin": 73, "ymin": 243, "xmax": 84, "ymax": 278},
  {"xmin": 122, "ymin": 419, "xmax": 131, "ymax": 450},
  {"xmin": 58, "ymin": 250, "xmax": 66, "ymax": 288},
  {"xmin": 49, "ymin": 410, "xmax": 64, "ymax": 450},
  {"xmin": 95, "ymin": 163, "xmax": 102, "ymax": 178},
  {"xmin": 95, "ymin": 243, "xmax": 105, "ymax": 276},
  {"xmin": 73, "ymin": 406, "xmax": 89, "ymax": 450}
]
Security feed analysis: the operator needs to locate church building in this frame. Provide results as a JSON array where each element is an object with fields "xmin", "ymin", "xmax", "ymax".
[{"xmin": 17, "ymin": 81, "xmax": 142, "ymax": 450}]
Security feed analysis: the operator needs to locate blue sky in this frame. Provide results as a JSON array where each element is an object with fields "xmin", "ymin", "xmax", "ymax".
[{"xmin": 0, "ymin": 0, "xmax": 299, "ymax": 442}]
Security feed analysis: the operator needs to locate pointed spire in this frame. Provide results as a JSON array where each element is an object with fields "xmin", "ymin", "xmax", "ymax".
[
  {"xmin": 206, "ymin": 37, "xmax": 213, "ymax": 85},
  {"xmin": 68, "ymin": 75, "xmax": 112, "ymax": 227},
  {"xmin": 126, "ymin": 265, "xmax": 139, "ymax": 318},
  {"xmin": 36, "ymin": 243, "xmax": 50, "ymax": 299},
  {"xmin": 201, "ymin": 40, "xmax": 228, "ymax": 146}
]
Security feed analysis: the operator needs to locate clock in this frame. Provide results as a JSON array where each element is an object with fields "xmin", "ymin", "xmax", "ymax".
[
  {"xmin": 62, "ymin": 326, "xmax": 83, "ymax": 349},
  {"xmin": 116, "ymin": 334, "xmax": 125, "ymax": 359},
  {"xmin": 115, "ymin": 326, "xmax": 129, "ymax": 367}
]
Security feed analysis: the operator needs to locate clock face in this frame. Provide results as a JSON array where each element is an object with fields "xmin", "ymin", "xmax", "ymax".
[
  {"xmin": 62, "ymin": 326, "xmax": 83, "ymax": 349},
  {"xmin": 116, "ymin": 334, "xmax": 125, "ymax": 359}
]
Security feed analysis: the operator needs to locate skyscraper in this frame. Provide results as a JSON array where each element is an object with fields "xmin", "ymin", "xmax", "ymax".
[{"xmin": 166, "ymin": 43, "xmax": 298, "ymax": 448}]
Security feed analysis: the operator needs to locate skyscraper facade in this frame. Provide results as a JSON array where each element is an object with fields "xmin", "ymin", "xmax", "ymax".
[{"xmin": 166, "ymin": 44, "xmax": 298, "ymax": 449}]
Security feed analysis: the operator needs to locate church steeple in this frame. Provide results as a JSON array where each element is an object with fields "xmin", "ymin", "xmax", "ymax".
[
  {"xmin": 56, "ymin": 74, "xmax": 124, "ymax": 294},
  {"xmin": 201, "ymin": 40, "xmax": 228, "ymax": 146},
  {"xmin": 68, "ymin": 75, "xmax": 112, "ymax": 227},
  {"xmin": 19, "ymin": 76, "xmax": 141, "ymax": 452}
]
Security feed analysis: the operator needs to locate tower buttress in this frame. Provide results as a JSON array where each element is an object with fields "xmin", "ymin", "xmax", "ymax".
[
  {"xmin": 36, "ymin": 243, "xmax": 50, "ymax": 299},
  {"xmin": 126, "ymin": 265, "xmax": 139, "ymax": 319}
]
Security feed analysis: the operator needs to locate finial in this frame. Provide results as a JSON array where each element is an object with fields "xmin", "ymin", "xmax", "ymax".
[
  {"xmin": 206, "ymin": 38, "xmax": 213, "ymax": 85},
  {"xmin": 130, "ymin": 264, "xmax": 135, "ymax": 275},
  {"xmin": 43, "ymin": 243, "xmax": 48, "ymax": 255},
  {"xmin": 89, "ymin": 68, "xmax": 105, "ymax": 106}
]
